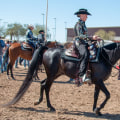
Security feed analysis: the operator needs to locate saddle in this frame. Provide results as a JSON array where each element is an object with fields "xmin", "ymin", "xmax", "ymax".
[
  {"xmin": 65, "ymin": 45, "xmax": 79, "ymax": 58},
  {"xmin": 64, "ymin": 41, "xmax": 100, "ymax": 62},
  {"xmin": 21, "ymin": 42, "xmax": 34, "ymax": 53}
]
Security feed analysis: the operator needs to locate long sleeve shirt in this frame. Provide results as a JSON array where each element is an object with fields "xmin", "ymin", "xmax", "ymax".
[
  {"xmin": 38, "ymin": 33, "xmax": 45, "ymax": 43},
  {"xmin": 74, "ymin": 19, "xmax": 88, "ymax": 39},
  {"xmin": 26, "ymin": 29, "xmax": 37, "ymax": 42}
]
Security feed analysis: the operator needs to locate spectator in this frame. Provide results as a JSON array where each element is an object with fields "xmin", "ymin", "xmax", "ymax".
[
  {"xmin": 0, "ymin": 36, "xmax": 6, "ymax": 73},
  {"xmin": 15, "ymin": 58, "xmax": 18, "ymax": 68},
  {"xmin": 24, "ymin": 59, "xmax": 29, "ymax": 69},
  {"xmin": 3, "ymin": 41, "xmax": 10, "ymax": 71}
]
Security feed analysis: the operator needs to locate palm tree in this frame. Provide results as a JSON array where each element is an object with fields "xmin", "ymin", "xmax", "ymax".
[
  {"xmin": 0, "ymin": 26, "xmax": 6, "ymax": 37},
  {"xmin": 6, "ymin": 23, "xmax": 26, "ymax": 41}
]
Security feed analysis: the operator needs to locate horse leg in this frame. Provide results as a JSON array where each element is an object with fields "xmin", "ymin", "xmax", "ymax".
[
  {"xmin": 45, "ymin": 79, "xmax": 55, "ymax": 111},
  {"xmin": 9, "ymin": 63, "xmax": 15, "ymax": 80},
  {"xmin": 94, "ymin": 80, "xmax": 110, "ymax": 116},
  {"xmin": 7, "ymin": 63, "xmax": 14, "ymax": 79},
  {"xmin": 34, "ymin": 79, "xmax": 46, "ymax": 105},
  {"xmin": 7, "ymin": 63, "xmax": 10, "ymax": 79},
  {"xmin": 34, "ymin": 78, "xmax": 55, "ymax": 111},
  {"xmin": 93, "ymin": 85, "xmax": 100, "ymax": 113}
]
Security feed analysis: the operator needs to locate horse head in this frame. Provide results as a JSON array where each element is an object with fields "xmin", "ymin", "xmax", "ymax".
[{"xmin": 102, "ymin": 42, "xmax": 120, "ymax": 65}]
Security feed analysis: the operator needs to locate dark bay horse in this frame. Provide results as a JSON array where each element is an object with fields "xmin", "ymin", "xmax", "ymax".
[
  {"xmin": 3, "ymin": 42, "xmax": 120, "ymax": 116},
  {"xmin": 2, "ymin": 41, "xmax": 63, "ymax": 80}
]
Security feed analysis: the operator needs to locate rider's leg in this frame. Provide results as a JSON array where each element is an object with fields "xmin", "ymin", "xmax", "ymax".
[{"xmin": 77, "ymin": 43, "xmax": 91, "ymax": 83}]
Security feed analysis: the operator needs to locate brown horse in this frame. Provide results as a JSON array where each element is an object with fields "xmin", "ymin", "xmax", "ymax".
[{"xmin": 2, "ymin": 41, "xmax": 63, "ymax": 80}]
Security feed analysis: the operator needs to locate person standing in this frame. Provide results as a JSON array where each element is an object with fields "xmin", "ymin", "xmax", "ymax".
[
  {"xmin": 0, "ymin": 36, "xmax": 6, "ymax": 73},
  {"xmin": 24, "ymin": 59, "xmax": 29, "ymax": 69},
  {"xmin": 15, "ymin": 58, "xmax": 18, "ymax": 68},
  {"xmin": 3, "ymin": 41, "xmax": 10, "ymax": 71}
]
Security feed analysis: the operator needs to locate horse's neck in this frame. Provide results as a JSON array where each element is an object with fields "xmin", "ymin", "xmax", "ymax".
[
  {"xmin": 103, "ymin": 43, "xmax": 120, "ymax": 65},
  {"xmin": 115, "ymin": 43, "xmax": 120, "ymax": 62}
]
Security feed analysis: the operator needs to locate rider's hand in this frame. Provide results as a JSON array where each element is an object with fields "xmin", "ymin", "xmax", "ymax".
[{"xmin": 92, "ymin": 35, "xmax": 100, "ymax": 40}]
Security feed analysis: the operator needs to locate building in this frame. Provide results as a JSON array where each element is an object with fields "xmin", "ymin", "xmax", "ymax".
[{"xmin": 67, "ymin": 26, "xmax": 120, "ymax": 42}]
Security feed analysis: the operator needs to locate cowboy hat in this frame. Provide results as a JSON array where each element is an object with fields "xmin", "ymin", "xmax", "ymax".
[
  {"xmin": 27, "ymin": 24, "xmax": 34, "ymax": 29},
  {"xmin": 39, "ymin": 30, "xmax": 44, "ymax": 33},
  {"xmin": 74, "ymin": 8, "xmax": 91, "ymax": 15}
]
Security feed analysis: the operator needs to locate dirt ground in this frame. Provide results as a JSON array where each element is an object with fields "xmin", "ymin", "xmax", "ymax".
[{"xmin": 0, "ymin": 65, "xmax": 120, "ymax": 120}]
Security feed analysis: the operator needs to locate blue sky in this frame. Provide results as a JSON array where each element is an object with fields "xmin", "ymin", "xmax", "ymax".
[{"xmin": 1, "ymin": 0, "xmax": 120, "ymax": 42}]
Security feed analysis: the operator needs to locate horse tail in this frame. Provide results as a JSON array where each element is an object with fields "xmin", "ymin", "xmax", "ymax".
[
  {"xmin": 2, "ymin": 46, "xmax": 48, "ymax": 107},
  {"xmin": 1, "ymin": 47, "xmax": 9, "ymax": 70}
]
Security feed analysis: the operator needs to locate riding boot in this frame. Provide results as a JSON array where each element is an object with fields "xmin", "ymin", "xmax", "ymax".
[
  {"xmin": 79, "ymin": 74, "xmax": 86, "ymax": 84},
  {"xmin": 83, "ymin": 69, "xmax": 92, "ymax": 84},
  {"xmin": 79, "ymin": 71, "xmax": 91, "ymax": 84}
]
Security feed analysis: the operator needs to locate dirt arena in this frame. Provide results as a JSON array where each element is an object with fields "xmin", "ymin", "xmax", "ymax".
[{"xmin": 0, "ymin": 65, "xmax": 120, "ymax": 120}]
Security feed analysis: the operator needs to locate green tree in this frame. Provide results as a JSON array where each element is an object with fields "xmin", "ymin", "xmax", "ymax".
[
  {"xmin": 6, "ymin": 24, "xmax": 14, "ymax": 40},
  {"xmin": 107, "ymin": 31, "xmax": 116, "ymax": 40},
  {"xmin": 95, "ymin": 29, "xmax": 108, "ymax": 40},
  {"xmin": 0, "ymin": 26, "xmax": 6, "ymax": 37},
  {"xmin": 5, "ymin": 23, "xmax": 51, "ymax": 41},
  {"xmin": 33, "ymin": 24, "xmax": 44, "ymax": 36},
  {"xmin": 6, "ymin": 23, "xmax": 26, "ymax": 41},
  {"xmin": 95, "ymin": 29, "xmax": 116, "ymax": 40}
]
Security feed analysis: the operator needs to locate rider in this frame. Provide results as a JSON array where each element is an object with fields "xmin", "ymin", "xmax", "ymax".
[
  {"xmin": 38, "ymin": 30, "xmax": 45, "ymax": 45},
  {"xmin": 26, "ymin": 24, "xmax": 38, "ymax": 49},
  {"xmin": 74, "ymin": 8, "xmax": 99, "ymax": 84}
]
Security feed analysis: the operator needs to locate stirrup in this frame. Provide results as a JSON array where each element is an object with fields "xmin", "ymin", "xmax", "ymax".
[
  {"xmin": 79, "ymin": 74, "xmax": 86, "ymax": 82},
  {"xmin": 80, "ymin": 74, "xmax": 92, "ymax": 84},
  {"xmin": 83, "ymin": 77, "xmax": 92, "ymax": 84}
]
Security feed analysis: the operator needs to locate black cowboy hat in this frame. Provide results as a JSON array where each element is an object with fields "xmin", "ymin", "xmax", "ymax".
[
  {"xmin": 74, "ymin": 8, "xmax": 91, "ymax": 15},
  {"xmin": 39, "ymin": 30, "xmax": 44, "ymax": 33}
]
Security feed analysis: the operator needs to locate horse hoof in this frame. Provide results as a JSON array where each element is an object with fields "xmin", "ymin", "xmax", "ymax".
[
  {"xmin": 12, "ymin": 77, "xmax": 16, "ymax": 80},
  {"xmin": 97, "ymin": 112, "xmax": 102, "ymax": 116},
  {"xmin": 94, "ymin": 108, "xmax": 102, "ymax": 116},
  {"xmin": 48, "ymin": 107, "xmax": 56, "ymax": 112}
]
